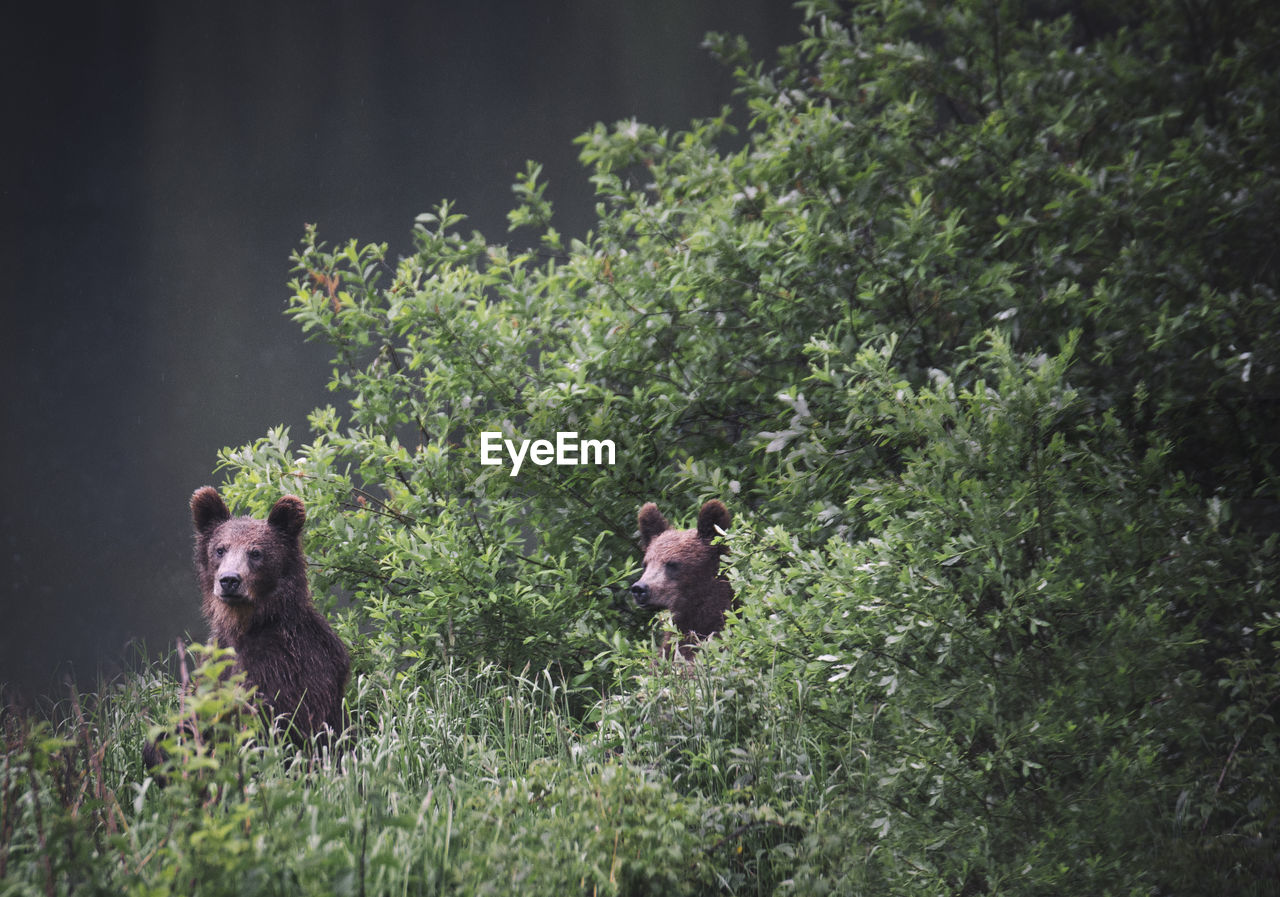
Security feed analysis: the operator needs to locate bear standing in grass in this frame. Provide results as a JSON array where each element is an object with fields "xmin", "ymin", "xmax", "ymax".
[
  {"xmin": 189, "ymin": 486, "xmax": 349, "ymax": 743},
  {"xmin": 631, "ymin": 499, "xmax": 734, "ymax": 659}
]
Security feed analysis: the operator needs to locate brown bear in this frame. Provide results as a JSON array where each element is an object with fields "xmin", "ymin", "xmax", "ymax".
[
  {"xmin": 630, "ymin": 499, "xmax": 734, "ymax": 659},
  {"xmin": 174, "ymin": 487, "xmax": 349, "ymax": 752}
]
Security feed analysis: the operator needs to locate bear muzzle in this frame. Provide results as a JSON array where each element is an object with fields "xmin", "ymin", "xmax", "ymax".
[
  {"xmin": 216, "ymin": 573, "xmax": 251, "ymax": 603},
  {"xmin": 630, "ymin": 581, "xmax": 654, "ymax": 608}
]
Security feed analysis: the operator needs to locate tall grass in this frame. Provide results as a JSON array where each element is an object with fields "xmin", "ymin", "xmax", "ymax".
[{"xmin": 2, "ymin": 649, "xmax": 808, "ymax": 896}]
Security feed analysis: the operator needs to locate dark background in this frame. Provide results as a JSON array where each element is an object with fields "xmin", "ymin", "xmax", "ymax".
[{"xmin": 1, "ymin": 2, "xmax": 799, "ymax": 700}]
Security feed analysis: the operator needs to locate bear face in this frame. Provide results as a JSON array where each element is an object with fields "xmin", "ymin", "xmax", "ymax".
[
  {"xmin": 191, "ymin": 487, "xmax": 307, "ymax": 639},
  {"xmin": 631, "ymin": 499, "xmax": 734, "ymax": 655}
]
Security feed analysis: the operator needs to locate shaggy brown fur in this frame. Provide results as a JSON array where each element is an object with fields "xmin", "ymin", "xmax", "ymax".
[{"xmin": 631, "ymin": 499, "xmax": 734, "ymax": 659}]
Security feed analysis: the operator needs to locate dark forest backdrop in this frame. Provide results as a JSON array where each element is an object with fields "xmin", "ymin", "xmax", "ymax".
[{"xmin": 0, "ymin": 2, "xmax": 798, "ymax": 698}]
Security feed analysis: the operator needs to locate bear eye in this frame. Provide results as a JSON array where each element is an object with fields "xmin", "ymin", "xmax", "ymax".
[
  {"xmin": 248, "ymin": 548, "xmax": 263, "ymax": 561},
  {"xmin": 214, "ymin": 546, "xmax": 226, "ymax": 558},
  {"xmin": 664, "ymin": 560, "xmax": 681, "ymax": 572}
]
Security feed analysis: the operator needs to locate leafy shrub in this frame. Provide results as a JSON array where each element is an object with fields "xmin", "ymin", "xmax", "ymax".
[{"xmin": 725, "ymin": 335, "xmax": 1276, "ymax": 893}]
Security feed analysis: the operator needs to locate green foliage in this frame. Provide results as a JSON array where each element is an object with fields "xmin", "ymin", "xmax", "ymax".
[
  {"xmin": 455, "ymin": 760, "xmax": 722, "ymax": 896},
  {"xmin": 723, "ymin": 336, "xmax": 1273, "ymax": 893},
  {"xmin": 6, "ymin": 0, "xmax": 1279, "ymax": 893},
  {"xmin": 142, "ymin": 643, "xmax": 260, "ymax": 792}
]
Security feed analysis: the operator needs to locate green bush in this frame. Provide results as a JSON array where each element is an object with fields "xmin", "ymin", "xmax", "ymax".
[
  {"xmin": 723, "ymin": 335, "xmax": 1274, "ymax": 893},
  {"xmin": 5, "ymin": 0, "xmax": 1278, "ymax": 893}
]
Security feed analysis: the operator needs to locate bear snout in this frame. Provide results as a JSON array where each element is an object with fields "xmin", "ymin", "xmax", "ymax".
[
  {"xmin": 217, "ymin": 573, "xmax": 247, "ymax": 601},
  {"xmin": 630, "ymin": 581, "xmax": 652, "ymax": 608}
]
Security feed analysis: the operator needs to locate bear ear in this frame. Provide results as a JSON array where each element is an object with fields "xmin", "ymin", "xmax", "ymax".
[
  {"xmin": 268, "ymin": 495, "xmax": 307, "ymax": 539},
  {"xmin": 637, "ymin": 502, "xmax": 670, "ymax": 549},
  {"xmin": 696, "ymin": 499, "xmax": 731, "ymax": 543},
  {"xmin": 191, "ymin": 486, "xmax": 231, "ymax": 534}
]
